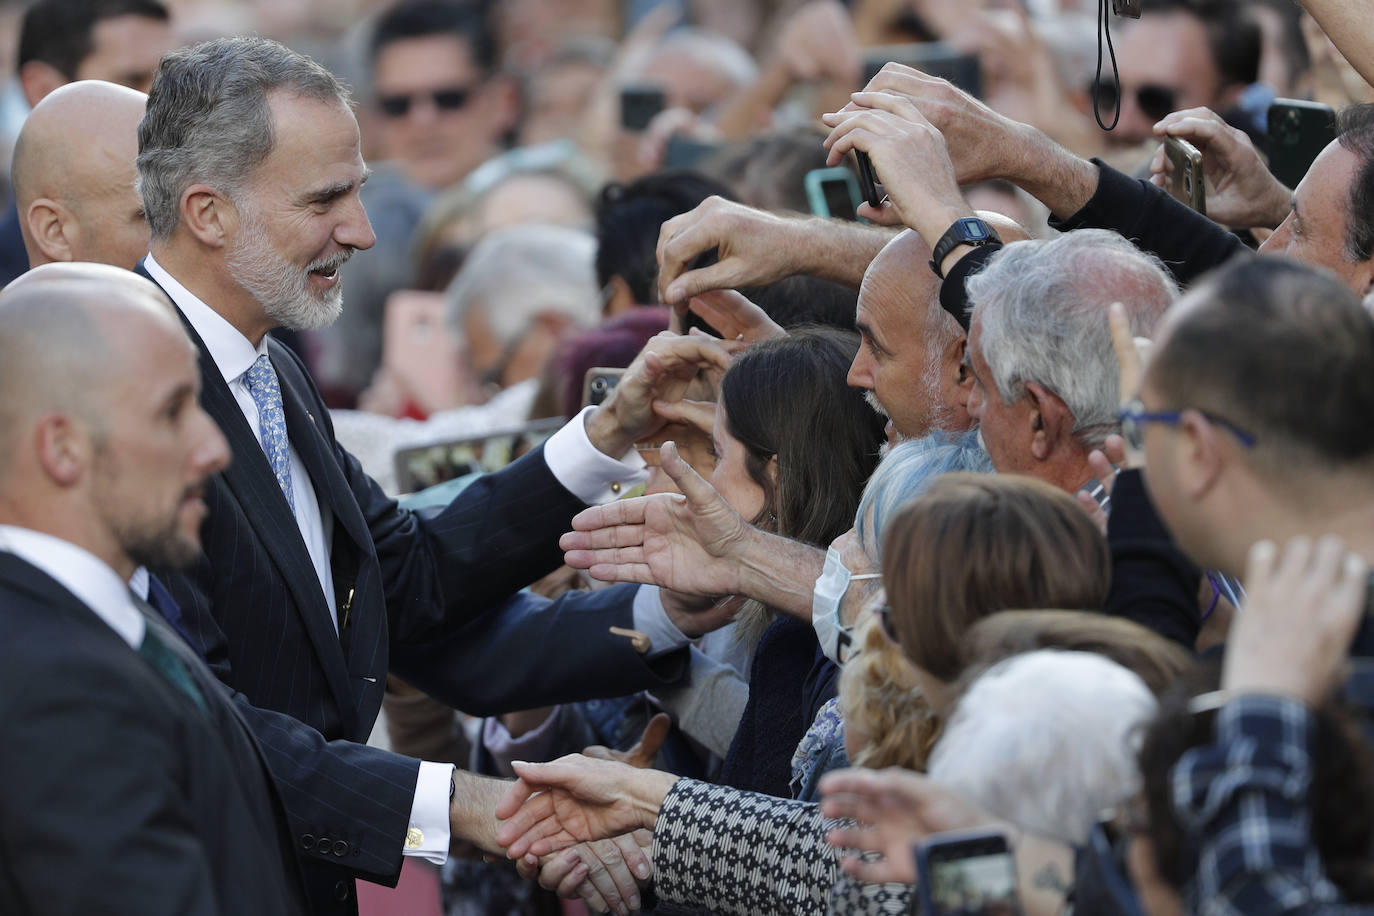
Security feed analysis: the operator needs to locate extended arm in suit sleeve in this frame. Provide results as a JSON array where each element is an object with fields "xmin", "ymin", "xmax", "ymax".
[
  {"xmin": 389, "ymin": 584, "xmax": 689, "ymax": 717},
  {"xmin": 228, "ymin": 695, "xmax": 420, "ymax": 886},
  {"xmin": 338, "ymin": 436, "xmax": 589, "ymax": 643}
]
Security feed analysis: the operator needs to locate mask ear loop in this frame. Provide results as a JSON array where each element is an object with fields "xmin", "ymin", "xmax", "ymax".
[{"xmin": 1093, "ymin": 0, "xmax": 1123, "ymax": 131}]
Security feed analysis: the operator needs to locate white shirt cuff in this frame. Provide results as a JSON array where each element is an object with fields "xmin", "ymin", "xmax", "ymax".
[
  {"xmin": 633, "ymin": 585, "xmax": 692, "ymax": 658},
  {"xmin": 404, "ymin": 762, "xmax": 454, "ymax": 864},
  {"xmin": 543, "ymin": 406, "xmax": 647, "ymax": 505}
]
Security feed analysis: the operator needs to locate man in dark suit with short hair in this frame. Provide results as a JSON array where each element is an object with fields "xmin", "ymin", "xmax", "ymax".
[
  {"xmin": 0, "ymin": 262, "xmax": 308, "ymax": 915},
  {"xmin": 135, "ymin": 34, "xmax": 701, "ymax": 913}
]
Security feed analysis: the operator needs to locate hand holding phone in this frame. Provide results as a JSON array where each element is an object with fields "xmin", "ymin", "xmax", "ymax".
[
  {"xmin": 854, "ymin": 151, "xmax": 882, "ymax": 208},
  {"xmin": 1162, "ymin": 136, "xmax": 1206, "ymax": 215},
  {"xmin": 804, "ymin": 166, "xmax": 862, "ymax": 219},
  {"xmin": 916, "ymin": 829, "xmax": 1022, "ymax": 916}
]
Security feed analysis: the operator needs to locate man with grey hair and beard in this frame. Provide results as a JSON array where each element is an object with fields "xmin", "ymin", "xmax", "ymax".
[
  {"xmin": 964, "ymin": 228, "xmax": 1176, "ymax": 496},
  {"xmin": 135, "ymin": 34, "xmax": 702, "ymax": 916}
]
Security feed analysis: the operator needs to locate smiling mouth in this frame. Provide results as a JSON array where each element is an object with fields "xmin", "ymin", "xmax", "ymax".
[{"xmin": 308, "ymin": 249, "xmax": 354, "ymax": 282}]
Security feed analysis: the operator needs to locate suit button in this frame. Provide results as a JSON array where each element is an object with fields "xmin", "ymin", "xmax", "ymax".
[
  {"xmin": 332, "ymin": 840, "xmax": 349, "ymax": 858},
  {"xmin": 334, "ymin": 880, "xmax": 351, "ymax": 902},
  {"xmin": 300, "ymin": 834, "xmax": 315, "ymax": 850}
]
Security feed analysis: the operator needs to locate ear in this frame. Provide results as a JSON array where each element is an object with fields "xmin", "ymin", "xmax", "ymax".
[
  {"xmin": 179, "ymin": 183, "xmax": 237, "ymax": 249},
  {"xmin": 33, "ymin": 413, "xmax": 91, "ymax": 488},
  {"xmin": 17, "ymin": 61, "xmax": 66, "ymax": 108},
  {"xmin": 942, "ymin": 336, "xmax": 973, "ymax": 411},
  {"xmin": 764, "ymin": 453, "xmax": 780, "ymax": 490},
  {"xmin": 1356, "ymin": 260, "xmax": 1374, "ymax": 299},
  {"xmin": 1174, "ymin": 409, "xmax": 1226, "ymax": 501},
  {"xmin": 1024, "ymin": 380, "xmax": 1073, "ymax": 461},
  {"xmin": 24, "ymin": 198, "xmax": 76, "ymax": 265}
]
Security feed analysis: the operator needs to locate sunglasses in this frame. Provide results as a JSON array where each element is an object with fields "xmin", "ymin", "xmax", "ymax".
[
  {"xmin": 377, "ymin": 85, "xmax": 474, "ymax": 118},
  {"xmin": 1089, "ymin": 80, "xmax": 1178, "ymax": 123},
  {"xmin": 1118, "ymin": 399, "xmax": 1257, "ymax": 452}
]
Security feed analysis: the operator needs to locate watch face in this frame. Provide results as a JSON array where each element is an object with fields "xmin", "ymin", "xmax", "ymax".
[{"xmin": 961, "ymin": 218, "xmax": 989, "ymax": 240}]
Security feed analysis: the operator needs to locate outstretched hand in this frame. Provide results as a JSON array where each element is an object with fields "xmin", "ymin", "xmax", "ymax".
[
  {"xmin": 819, "ymin": 767, "xmax": 997, "ymax": 885},
  {"xmin": 587, "ymin": 333, "xmax": 732, "ymax": 459},
  {"xmin": 517, "ymin": 831, "xmax": 654, "ymax": 915},
  {"xmin": 561, "ymin": 441, "xmax": 753, "ymax": 599},
  {"xmin": 684, "ymin": 290, "xmax": 786, "ymax": 344},
  {"xmin": 495, "ymin": 754, "xmax": 678, "ymax": 860},
  {"xmin": 656, "ymin": 197, "xmax": 810, "ymax": 305}
]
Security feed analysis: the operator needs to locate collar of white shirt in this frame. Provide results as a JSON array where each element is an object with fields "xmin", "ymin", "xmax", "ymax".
[
  {"xmin": 0, "ymin": 525, "xmax": 145, "ymax": 648},
  {"xmin": 144, "ymin": 253, "xmax": 266, "ymax": 386}
]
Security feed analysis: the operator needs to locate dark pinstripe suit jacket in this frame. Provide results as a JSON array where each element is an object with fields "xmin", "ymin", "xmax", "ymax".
[
  {"xmin": 0, "ymin": 553, "xmax": 309, "ymax": 915},
  {"xmin": 143, "ymin": 268, "xmax": 687, "ymax": 913}
]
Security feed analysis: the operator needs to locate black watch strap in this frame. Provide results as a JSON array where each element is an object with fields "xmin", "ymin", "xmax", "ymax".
[{"xmin": 930, "ymin": 216, "xmax": 1002, "ymax": 279}]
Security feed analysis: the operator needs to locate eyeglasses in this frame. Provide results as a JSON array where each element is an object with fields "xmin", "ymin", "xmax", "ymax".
[
  {"xmin": 1118, "ymin": 399, "xmax": 1257, "ymax": 452},
  {"xmin": 376, "ymin": 85, "xmax": 474, "ymax": 118},
  {"xmin": 1089, "ymin": 80, "xmax": 1178, "ymax": 123}
]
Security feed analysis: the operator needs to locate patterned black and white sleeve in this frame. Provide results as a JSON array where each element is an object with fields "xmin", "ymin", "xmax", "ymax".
[{"xmin": 651, "ymin": 778, "xmax": 839, "ymax": 915}]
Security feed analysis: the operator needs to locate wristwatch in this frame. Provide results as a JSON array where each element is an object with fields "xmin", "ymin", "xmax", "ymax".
[{"xmin": 930, "ymin": 216, "xmax": 1002, "ymax": 279}]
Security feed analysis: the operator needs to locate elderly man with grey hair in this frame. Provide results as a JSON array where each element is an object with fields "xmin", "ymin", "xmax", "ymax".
[
  {"xmin": 447, "ymin": 223, "xmax": 602, "ymax": 394},
  {"xmin": 132, "ymin": 34, "xmax": 700, "ymax": 916},
  {"xmin": 333, "ymin": 223, "xmax": 604, "ymax": 492},
  {"xmin": 964, "ymin": 228, "xmax": 1176, "ymax": 498}
]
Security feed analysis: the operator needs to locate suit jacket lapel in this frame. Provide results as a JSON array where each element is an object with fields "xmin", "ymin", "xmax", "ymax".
[
  {"xmin": 136, "ymin": 264, "xmax": 356, "ymax": 715},
  {"xmin": 270, "ymin": 345, "xmax": 371, "ymax": 569},
  {"xmin": 269, "ymin": 344, "xmax": 385, "ymax": 704}
]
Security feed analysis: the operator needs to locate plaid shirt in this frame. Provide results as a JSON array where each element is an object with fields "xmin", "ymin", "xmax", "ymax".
[{"xmin": 1172, "ymin": 694, "xmax": 1372, "ymax": 915}]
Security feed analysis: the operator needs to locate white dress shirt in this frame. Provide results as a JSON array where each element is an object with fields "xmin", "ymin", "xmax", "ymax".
[
  {"xmin": 142, "ymin": 254, "xmax": 653, "ymax": 864},
  {"xmin": 145, "ymin": 256, "xmax": 337, "ymax": 626},
  {"xmin": 0, "ymin": 526, "xmax": 144, "ymax": 649}
]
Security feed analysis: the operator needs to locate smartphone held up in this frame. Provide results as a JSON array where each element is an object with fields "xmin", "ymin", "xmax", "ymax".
[{"xmin": 916, "ymin": 830, "xmax": 1023, "ymax": 916}]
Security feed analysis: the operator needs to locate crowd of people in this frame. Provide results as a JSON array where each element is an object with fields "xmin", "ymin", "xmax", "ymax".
[{"xmin": 1, "ymin": 0, "xmax": 1373, "ymax": 914}]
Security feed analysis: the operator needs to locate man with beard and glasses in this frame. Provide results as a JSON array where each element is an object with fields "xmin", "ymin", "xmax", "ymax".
[
  {"xmin": 0, "ymin": 263, "xmax": 310, "ymax": 915},
  {"xmin": 135, "ymin": 36, "xmax": 695, "ymax": 915}
]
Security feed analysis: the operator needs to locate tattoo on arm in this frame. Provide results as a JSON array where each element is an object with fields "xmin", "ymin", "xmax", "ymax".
[{"xmin": 1033, "ymin": 862, "xmax": 1071, "ymax": 894}]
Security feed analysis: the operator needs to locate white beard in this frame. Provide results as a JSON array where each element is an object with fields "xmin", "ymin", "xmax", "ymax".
[{"xmin": 226, "ymin": 205, "xmax": 351, "ymax": 331}]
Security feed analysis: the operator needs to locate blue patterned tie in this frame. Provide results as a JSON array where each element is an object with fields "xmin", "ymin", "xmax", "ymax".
[{"xmin": 243, "ymin": 353, "xmax": 296, "ymax": 515}]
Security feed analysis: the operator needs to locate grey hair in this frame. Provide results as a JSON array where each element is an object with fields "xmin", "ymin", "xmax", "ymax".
[
  {"xmin": 444, "ymin": 224, "xmax": 601, "ymax": 347},
  {"xmin": 928, "ymin": 649, "xmax": 1157, "ymax": 845},
  {"xmin": 855, "ymin": 429, "xmax": 993, "ymax": 565},
  {"xmin": 644, "ymin": 28, "xmax": 758, "ymax": 93},
  {"xmin": 137, "ymin": 36, "xmax": 352, "ymax": 240},
  {"xmin": 966, "ymin": 229, "xmax": 1176, "ymax": 448}
]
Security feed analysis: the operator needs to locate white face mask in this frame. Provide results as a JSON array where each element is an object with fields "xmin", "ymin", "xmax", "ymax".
[{"xmin": 812, "ymin": 545, "xmax": 882, "ymax": 665}]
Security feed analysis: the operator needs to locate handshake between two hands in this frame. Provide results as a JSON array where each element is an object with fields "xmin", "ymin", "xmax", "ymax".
[{"xmin": 473, "ymin": 716, "xmax": 672, "ymax": 916}]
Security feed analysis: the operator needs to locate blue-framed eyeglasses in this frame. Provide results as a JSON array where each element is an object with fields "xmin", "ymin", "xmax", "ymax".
[{"xmin": 1118, "ymin": 399, "xmax": 1257, "ymax": 451}]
